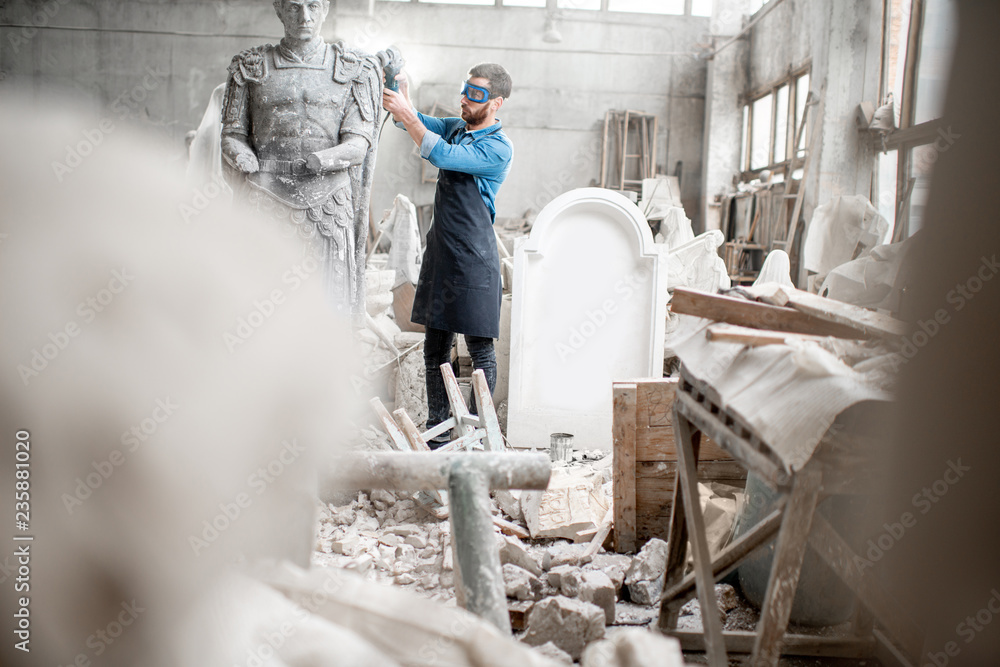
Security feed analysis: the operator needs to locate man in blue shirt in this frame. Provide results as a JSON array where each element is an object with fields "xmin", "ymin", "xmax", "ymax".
[{"xmin": 383, "ymin": 64, "xmax": 513, "ymax": 446}]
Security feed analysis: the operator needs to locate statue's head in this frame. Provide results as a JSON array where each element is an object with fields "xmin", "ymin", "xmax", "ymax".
[{"xmin": 273, "ymin": 0, "xmax": 330, "ymax": 42}]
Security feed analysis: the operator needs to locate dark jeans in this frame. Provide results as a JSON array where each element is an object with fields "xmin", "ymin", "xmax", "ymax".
[{"xmin": 424, "ymin": 327, "xmax": 496, "ymax": 438}]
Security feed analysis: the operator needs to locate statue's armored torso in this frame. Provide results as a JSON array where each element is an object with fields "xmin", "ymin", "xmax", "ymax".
[
  {"xmin": 249, "ymin": 45, "xmax": 353, "ymax": 162},
  {"xmin": 221, "ymin": 39, "xmax": 381, "ymax": 313}
]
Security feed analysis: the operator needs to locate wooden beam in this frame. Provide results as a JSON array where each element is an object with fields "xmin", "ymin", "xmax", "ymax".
[
  {"xmin": 670, "ymin": 287, "xmax": 866, "ymax": 339},
  {"xmin": 659, "ymin": 504, "xmax": 785, "ymax": 613},
  {"xmin": 751, "ymin": 468, "xmax": 822, "ymax": 667},
  {"xmin": 612, "ymin": 383, "xmax": 638, "ymax": 553},
  {"xmin": 674, "ymin": 413, "xmax": 728, "ymax": 667},
  {"xmin": 772, "ymin": 287, "xmax": 907, "ymax": 342},
  {"xmin": 807, "ymin": 514, "xmax": 925, "ymax": 662},
  {"xmin": 706, "ymin": 325, "xmax": 830, "ymax": 347},
  {"xmin": 370, "ymin": 397, "xmax": 410, "ymax": 451},
  {"xmin": 666, "ymin": 630, "xmax": 875, "ymax": 659}
]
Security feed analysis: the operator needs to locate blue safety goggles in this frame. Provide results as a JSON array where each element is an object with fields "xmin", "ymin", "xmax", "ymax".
[{"xmin": 461, "ymin": 80, "xmax": 495, "ymax": 104}]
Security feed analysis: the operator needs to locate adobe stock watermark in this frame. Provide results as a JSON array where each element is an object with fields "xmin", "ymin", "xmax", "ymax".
[
  {"xmin": 56, "ymin": 599, "xmax": 145, "ymax": 666},
  {"xmin": 555, "ymin": 252, "xmax": 666, "ymax": 361},
  {"xmin": 223, "ymin": 257, "xmax": 321, "ymax": 352},
  {"xmin": 51, "ymin": 67, "xmax": 170, "ymax": 182},
  {"xmin": 924, "ymin": 587, "xmax": 1000, "ymax": 667},
  {"xmin": 885, "ymin": 253, "xmax": 999, "ymax": 371},
  {"xmin": 236, "ymin": 574, "xmax": 347, "ymax": 667},
  {"xmin": 349, "ymin": 0, "xmax": 404, "ymax": 52},
  {"xmin": 16, "ymin": 267, "xmax": 135, "ymax": 386},
  {"xmin": 61, "ymin": 397, "xmax": 181, "ymax": 514},
  {"xmin": 6, "ymin": 0, "xmax": 71, "ymax": 54},
  {"xmin": 852, "ymin": 458, "xmax": 971, "ymax": 574},
  {"xmin": 188, "ymin": 438, "xmax": 305, "ymax": 556},
  {"xmin": 178, "ymin": 172, "xmax": 230, "ymax": 224}
]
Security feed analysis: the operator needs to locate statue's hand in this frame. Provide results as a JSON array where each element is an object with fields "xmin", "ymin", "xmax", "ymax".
[
  {"xmin": 222, "ymin": 136, "xmax": 259, "ymax": 174},
  {"xmin": 234, "ymin": 152, "xmax": 259, "ymax": 174},
  {"xmin": 307, "ymin": 151, "xmax": 352, "ymax": 174}
]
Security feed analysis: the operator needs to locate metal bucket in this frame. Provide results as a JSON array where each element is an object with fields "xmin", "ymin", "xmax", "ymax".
[{"xmin": 549, "ymin": 433, "xmax": 573, "ymax": 462}]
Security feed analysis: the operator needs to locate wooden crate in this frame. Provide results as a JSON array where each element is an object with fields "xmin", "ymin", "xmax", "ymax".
[{"xmin": 612, "ymin": 378, "xmax": 746, "ymax": 553}]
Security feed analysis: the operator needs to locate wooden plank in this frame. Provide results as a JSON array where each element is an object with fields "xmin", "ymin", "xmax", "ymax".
[
  {"xmin": 674, "ymin": 415, "xmax": 727, "ymax": 667},
  {"xmin": 808, "ymin": 514, "xmax": 925, "ymax": 662},
  {"xmin": 706, "ymin": 325, "xmax": 831, "ymax": 347},
  {"xmin": 634, "ymin": 378, "xmax": 731, "ymax": 460},
  {"xmin": 440, "ymin": 363, "xmax": 475, "ymax": 440},
  {"xmin": 751, "ymin": 468, "xmax": 822, "ymax": 667},
  {"xmin": 393, "ymin": 408, "xmax": 432, "ymax": 452},
  {"xmin": 582, "ymin": 507, "xmax": 614, "ymax": 560},
  {"xmin": 635, "ymin": 460, "xmax": 747, "ymax": 481},
  {"xmin": 471, "ymin": 369, "xmax": 505, "ymax": 452},
  {"xmin": 423, "ymin": 417, "xmax": 457, "ymax": 442},
  {"xmin": 636, "ymin": 379, "xmax": 674, "ymax": 427},
  {"xmin": 674, "ymin": 390, "xmax": 786, "ymax": 488},
  {"xmin": 659, "ymin": 427, "xmax": 694, "ymax": 630},
  {"xmin": 391, "ymin": 281, "xmax": 424, "ymax": 333},
  {"xmin": 775, "ymin": 287, "xmax": 908, "ymax": 342},
  {"xmin": 668, "ymin": 631, "xmax": 875, "ymax": 659},
  {"xmin": 493, "ymin": 515, "xmax": 530, "ymax": 540},
  {"xmin": 612, "ymin": 383, "xmax": 638, "ymax": 553},
  {"xmin": 658, "ymin": 505, "xmax": 785, "ymax": 618},
  {"xmin": 370, "ymin": 397, "xmax": 409, "ymax": 451},
  {"xmin": 670, "ymin": 287, "xmax": 865, "ymax": 339},
  {"xmin": 636, "ymin": 426, "xmax": 731, "ymax": 461}
]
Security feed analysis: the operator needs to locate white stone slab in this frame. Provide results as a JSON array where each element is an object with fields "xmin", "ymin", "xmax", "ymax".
[{"xmin": 507, "ymin": 188, "xmax": 669, "ymax": 450}]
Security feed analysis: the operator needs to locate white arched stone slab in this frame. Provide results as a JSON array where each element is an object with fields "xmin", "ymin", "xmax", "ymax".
[{"xmin": 507, "ymin": 188, "xmax": 668, "ymax": 450}]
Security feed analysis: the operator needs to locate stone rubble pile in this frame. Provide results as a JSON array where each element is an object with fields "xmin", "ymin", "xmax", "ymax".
[{"xmin": 314, "ymin": 444, "xmax": 752, "ymax": 661}]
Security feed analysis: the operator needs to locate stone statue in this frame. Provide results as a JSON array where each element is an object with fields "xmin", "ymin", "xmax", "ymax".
[{"xmin": 221, "ymin": 0, "xmax": 383, "ymax": 315}]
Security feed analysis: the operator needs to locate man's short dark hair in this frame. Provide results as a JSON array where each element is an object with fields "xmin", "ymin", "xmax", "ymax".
[{"xmin": 469, "ymin": 63, "xmax": 512, "ymax": 100}]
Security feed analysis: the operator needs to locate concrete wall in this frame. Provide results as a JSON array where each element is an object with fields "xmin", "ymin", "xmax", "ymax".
[
  {"xmin": 0, "ymin": 0, "xmax": 710, "ymax": 225},
  {"xmin": 702, "ymin": 0, "xmax": 883, "ymax": 233}
]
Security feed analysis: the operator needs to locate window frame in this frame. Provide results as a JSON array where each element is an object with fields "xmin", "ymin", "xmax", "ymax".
[
  {"xmin": 381, "ymin": 0, "xmax": 712, "ymax": 16},
  {"xmin": 738, "ymin": 64, "xmax": 812, "ymax": 180}
]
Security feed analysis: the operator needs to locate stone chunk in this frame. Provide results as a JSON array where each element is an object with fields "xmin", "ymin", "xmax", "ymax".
[
  {"xmin": 532, "ymin": 641, "xmax": 573, "ymax": 665},
  {"xmin": 369, "ymin": 489, "xmax": 396, "ymax": 510},
  {"xmin": 499, "ymin": 534, "xmax": 543, "ymax": 577},
  {"xmin": 627, "ymin": 579, "xmax": 662, "ymax": 606},
  {"xmin": 581, "ymin": 629, "xmax": 685, "ymax": 667},
  {"xmin": 503, "ymin": 563, "xmax": 543, "ymax": 601},
  {"xmin": 508, "ymin": 599, "xmax": 534, "ymax": 631},
  {"xmin": 587, "ymin": 553, "xmax": 632, "ymax": 594},
  {"xmin": 625, "ymin": 538, "xmax": 667, "ymax": 605},
  {"xmin": 403, "ymin": 534, "xmax": 427, "ymax": 549},
  {"xmin": 547, "ymin": 564, "xmax": 584, "ymax": 597},
  {"xmin": 543, "ymin": 541, "xmax": 593, "ymax": 570},
  {"xmin": 715, "ymin": 583, "xmax": 740, "ymax": 612},
  {"xmin": 578, "ymin": 570, "xmax": 615, "ymax": 625},
  {"xmin": 522, "ymin": 596, "xmax": 606, "ymax": 660},
  {"xmin": 624, "ymin": 538, "xmax": 668, "ymax": 585}
]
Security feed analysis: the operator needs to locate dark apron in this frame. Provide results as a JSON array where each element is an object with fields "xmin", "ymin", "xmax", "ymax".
[{"xmin": 411, "ymin": 167, "xmax": 502, "ymax": 339}]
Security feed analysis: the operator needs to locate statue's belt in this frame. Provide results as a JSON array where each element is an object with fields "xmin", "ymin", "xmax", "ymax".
[
  {"xmin": 259, "ymin": 158, "xmax": 312, "ymax": 176},
  {"xmin": 247, "ymin": 167, "xmax": 350, "ymax": 211}
]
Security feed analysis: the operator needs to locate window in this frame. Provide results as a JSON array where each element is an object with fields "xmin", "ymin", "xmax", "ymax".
[
  {"xmin": 691, "ymin": 0, "xmax": 713, "ymax": 17},
  {"xmin": 749, "ymin": 94, "xmax": 773, "ymax": 170},
  {"xmin": 912, "ymin": 0, "xmax": 957, "ymax": 125},
  {"xmin": 608, "ymin": 0, "xmax": 684, "ymax": 15},
  {"xmin": 504, "ymin": 0, "xmax": 547, "ymax": 5},
  {"xmin": 557, "ymin": 0, "xmax": 601, "ymax": 9},
  {"xmin": 739, "ymin": 69, "xmax": 810, "ymax": 176},
  {"xmin": 773, "ymin": 83, "xmax": 789, "ymax": 163},
  {"xmin": 881, "ymin": 0, "xmax": 957, "ymax": 239}
]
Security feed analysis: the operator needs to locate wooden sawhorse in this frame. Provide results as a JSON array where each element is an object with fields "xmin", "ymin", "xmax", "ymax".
[{"xmin": 657, "ymin": 372, "xmax": 923, "ymax": 667}]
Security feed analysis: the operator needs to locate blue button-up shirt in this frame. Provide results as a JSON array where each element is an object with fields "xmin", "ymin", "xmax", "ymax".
[{"xmin": 403, "ymin": 112, "xmax": 513, "ymax": 221}]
